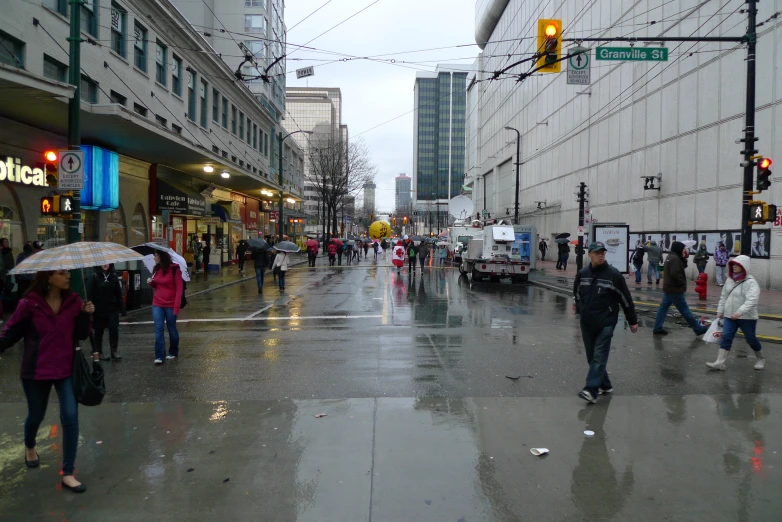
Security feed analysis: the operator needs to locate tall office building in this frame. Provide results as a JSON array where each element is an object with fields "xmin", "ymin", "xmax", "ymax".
[
  {"xmin": 363, "ymin": 182, "xmax": 376, "ymax": 213},
  {"xmin": 412, "ymin": 65, "xmax": 470, "ymax": 229},
  {"xmin": 170, "ymin": 0, "xmax": 287, "ymax": 120},
  {"xmin": 395, "ymin": 175, "xmax": 412, "ymax": 215},
  {"xmin": 284, "ymin": 88, "xmax": 346, "ymax": 234}
]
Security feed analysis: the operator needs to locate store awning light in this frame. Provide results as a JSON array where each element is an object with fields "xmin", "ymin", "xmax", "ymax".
[
  {"xmin": 204, "ymin": 165, "xmax": 214, "ymax": 173},
  {"xmin": 287, "ymin": 198, "xmax": 295, "ymax": 204},
  {"xmin": 221, "ymin": 171, "xmax": 230, "ymax": 179}
]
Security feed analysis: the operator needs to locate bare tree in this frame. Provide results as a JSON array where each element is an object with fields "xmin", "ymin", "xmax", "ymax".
[{"xmin": 306, "ymin": 134, "xmax": 376, "ymax": 240}]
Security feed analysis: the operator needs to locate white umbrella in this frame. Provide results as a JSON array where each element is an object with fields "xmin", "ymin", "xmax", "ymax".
[{"xmin": 682, "ymin": 240, "xmax": 697, "ymax": 249}]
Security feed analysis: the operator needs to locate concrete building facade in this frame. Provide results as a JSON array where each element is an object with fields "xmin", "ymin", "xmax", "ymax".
[
  {"xmin": 467, "ymin": 0, "xmax": 782, "ymax": 288},
  {"xmin": 395, "ymin": 174, "xmax": 412, "ymax": 216}
]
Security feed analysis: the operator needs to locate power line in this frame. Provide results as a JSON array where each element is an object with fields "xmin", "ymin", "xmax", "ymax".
[{"xmin": 288, "ymin": 0, "xmax": 334, "ymax": 33}]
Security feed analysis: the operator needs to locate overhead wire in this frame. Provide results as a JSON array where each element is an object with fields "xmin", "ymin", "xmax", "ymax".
[{"xmin": 287, "ymin": 0, "xmax": 334, "ymax": 33}]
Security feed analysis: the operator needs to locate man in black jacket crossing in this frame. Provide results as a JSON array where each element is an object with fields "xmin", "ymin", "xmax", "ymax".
[{"xmin": 574, "ymin": 242, "xmax": 639, "ymax": 404}]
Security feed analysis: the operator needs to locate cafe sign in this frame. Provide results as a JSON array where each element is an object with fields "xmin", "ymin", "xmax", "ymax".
[{"xmin": 0, "ymin": 157, "xmax": 47, "ymax": 187}]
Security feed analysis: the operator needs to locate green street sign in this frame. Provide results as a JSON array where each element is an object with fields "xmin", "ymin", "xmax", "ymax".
[{"xmin": 595, "ymin": 47, "xmax": 668, "ymax": 62}]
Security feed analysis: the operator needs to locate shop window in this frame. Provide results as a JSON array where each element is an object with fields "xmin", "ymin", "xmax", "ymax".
[
  {"xmin": 129, "ymin": 203, "xmax": 147, "ymax": 245},
  {"xmin": 80, "ymin": 211, "xmax": 98, "ymax": 242},
  {"xmin": 105, "ymin": 207, "xmax": 127, "ymax": 245},
  {"xmin": 0, "ymin": 201, "xmax": 24, "ymax": 257},
  {"xmin": 37, "ymin": 216, "xmax": 67, "ymax": 250}
]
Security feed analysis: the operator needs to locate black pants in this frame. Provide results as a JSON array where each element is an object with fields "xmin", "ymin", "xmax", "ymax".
[
  {"xmin": 329, "ymin": 254, "xmax": 336, "ymax": 266},
  {"xmin": 337, "ymin": 252, "xmax": 343, "ymax": 265},
  {"xmin": 308, "ymin": 252, "xmax": 317, "ymax": 267},
  {"xmin": 238, "ymin": 255, "xmax": 246, "ymax": 271},
  {"xmin": 409, "ymin": 258, "xmax": 416, "ymax": 272},
  {"xmin": 92, "ymin": 313, "xmax": 120, "ymax": 354}
]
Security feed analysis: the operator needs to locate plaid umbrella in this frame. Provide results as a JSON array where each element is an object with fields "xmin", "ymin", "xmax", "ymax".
[{"xmin": 9, "ymin": 242, "xmax": 144, "ymax": 275}]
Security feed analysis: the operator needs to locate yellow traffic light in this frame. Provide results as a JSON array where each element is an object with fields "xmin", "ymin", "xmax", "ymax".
[{"xmin": 537, "ymin": 19, "xmax": 562, "ymax": 73}]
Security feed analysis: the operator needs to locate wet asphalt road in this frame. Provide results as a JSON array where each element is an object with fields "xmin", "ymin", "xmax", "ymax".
[{"xmin": 1, "ymin": 258, "xmax": 781, "ymax": 520}]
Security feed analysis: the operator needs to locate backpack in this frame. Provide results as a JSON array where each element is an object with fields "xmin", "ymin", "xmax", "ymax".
[{"xmin": 408, "ymin": 246, "xmax": 416, "ymax": 258}]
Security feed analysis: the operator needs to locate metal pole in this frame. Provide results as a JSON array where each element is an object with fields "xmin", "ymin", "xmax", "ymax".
[
  {"xmin": 576, "ymin": 182, "xmax": 586, "ymax": 272},
  {"xmin": 511, "ymin": 128, "xmax": 521, "ymax": 224},
  {"xmin": 740, "ymin": 0, "xmax": 757, "ymax": 256},
  {"xmin": 277, "ymin": 131, "xmax": 284, "ymax": 239},
  {"xmin": 67, "ymin": 0, "xmax": 84, "ymax": 294}
]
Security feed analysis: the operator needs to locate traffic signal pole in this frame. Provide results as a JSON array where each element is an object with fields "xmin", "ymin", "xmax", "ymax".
[
  {"xmin": 576, "ymin": 182, "xmax": 586, "ymax": 272},
  {"xmin": 739, "ymin": 0, "xmax": 758, "ymax": 256},
  {"xmin": 67, "ymin": 0, "xmax": 84, "ymax": 295}
]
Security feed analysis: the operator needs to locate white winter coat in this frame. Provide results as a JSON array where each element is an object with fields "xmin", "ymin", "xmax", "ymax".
[
  {"xmin": 272, "ymin": 252, "xmax": 290, "ymax": 272},
  {"xmin": 716, "ymin": 255, "xmax": 760, "ymax": 320}
]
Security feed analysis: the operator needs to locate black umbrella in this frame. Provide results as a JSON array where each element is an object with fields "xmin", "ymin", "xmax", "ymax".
[
  {"xmin": 555, "ymin": 233, "xmax": 571, "ymax": 240},
  {"xmin": 248, "ymin": 238, "xmax": 269, "ymax": 251}
]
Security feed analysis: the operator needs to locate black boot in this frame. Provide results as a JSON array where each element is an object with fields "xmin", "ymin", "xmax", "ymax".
[
  {"xmin": 99, "ymin": 352, "xmax": 110, "ymax": 361},
  {"xmin": 110, "ymin": 345, "xmax": 122, "ymax": 361}
]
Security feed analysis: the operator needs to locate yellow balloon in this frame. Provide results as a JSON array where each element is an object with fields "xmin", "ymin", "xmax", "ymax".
[{"xmin": 369, "ymin": 220, "xmax": 390, "ymax": 240}]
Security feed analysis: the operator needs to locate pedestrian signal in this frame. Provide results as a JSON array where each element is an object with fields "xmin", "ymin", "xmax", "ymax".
[
  {"xmin": 748, "ymin": 201, "xmax": 776, "ymax": 224},
  {"xmin": 757, "ymin": 157, "xmax": 772, "ymax": 192},
  {"xmin": 41, "ymin": 196, "xmax": 54, "ymax": 214},
  {"xmin": 537, "ymin": 19, "xmax": 562, "ymax": 73},
  {"xmin": 40, "ymin": 195, "xmax": 74, "ymax": 215}
]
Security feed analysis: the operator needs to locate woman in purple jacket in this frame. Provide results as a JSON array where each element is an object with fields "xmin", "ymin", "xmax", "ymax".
[{"xmin": 0, "ymin": 269, "xmax": 94, "ymax": 493}]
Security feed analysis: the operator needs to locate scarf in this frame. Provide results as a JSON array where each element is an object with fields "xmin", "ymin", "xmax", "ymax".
[{"xmin": 729, "ymin": 269, "xmax": 747, "ymax": 282}]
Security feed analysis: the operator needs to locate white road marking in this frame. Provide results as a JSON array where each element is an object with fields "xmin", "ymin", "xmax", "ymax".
[
  {"xmin": 244, "ymin": 304, "xmax": 274, "ymax": 320},
  {"xmin": 123, "ymin": 314, "xmax": 383, "ymax": 326}
]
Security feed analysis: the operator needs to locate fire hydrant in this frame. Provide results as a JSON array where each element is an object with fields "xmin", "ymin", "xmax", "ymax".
[{"xmin": 695, "ymin": 272, "xmax": 708, "ymax": 300}]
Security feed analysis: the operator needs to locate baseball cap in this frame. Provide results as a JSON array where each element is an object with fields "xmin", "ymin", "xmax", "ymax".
[
  {"xmin": 588, "ymin": 241, "xmax": 607, "ymax": 253},
  {"xmin": 32, "ymin": 241, "xmax": 44, "ymax": 250}
]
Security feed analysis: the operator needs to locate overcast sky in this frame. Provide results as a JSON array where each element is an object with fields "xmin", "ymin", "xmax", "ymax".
[{"xmin": 283, "ymin": 0, "xmax": 478, "ymax": 214}]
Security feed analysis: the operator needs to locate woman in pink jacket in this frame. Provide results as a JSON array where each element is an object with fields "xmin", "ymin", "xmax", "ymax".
[
  {"xmin": 148, "ymin": 251, "xmax": 183, "ymax": 365},
  {"xmin": 0, "ymin": 269, "xmax": 94, "ymax": 493}
]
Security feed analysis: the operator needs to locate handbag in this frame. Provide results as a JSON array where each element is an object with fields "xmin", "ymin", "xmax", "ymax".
[{"xmin": 73, "ymin": 345, "xmax": 106, "ymax": 406}]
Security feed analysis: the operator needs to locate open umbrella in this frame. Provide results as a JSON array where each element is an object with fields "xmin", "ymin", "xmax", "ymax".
[
  {"xmin": 274, "ymin": 241, "xmax": 300, "ymax": 253},
  {"xmin": 555, "ymin": 238, "xmax": 570, "ymax": 244},
  {"xmin": 346, "ymin": 240, "xmax": 357, "ymax": 247},
  {"xmin": 10, "ymin": 242, "xmax": 144, "ymax": 274},
  {"xmin": 330, "ymin": 238, "xmax": 344, "ymax": 247},
  {"xmin": 248, "ymin": 237, "xmax": 269, "ymax": 251},
  {"xmin": 131, "ymin": 243, "xmax": 190, "ymax": 281},
  {"xmin": 436, "ymin": 241, "xmax": 449, "ymax": 246},
  {"xmin": 556, "ymin": 233, "xmax": 571, "ymax": 239},
  {"xmin": 305, "ymin": 239, "xmax": 318, "ymax": 249}
]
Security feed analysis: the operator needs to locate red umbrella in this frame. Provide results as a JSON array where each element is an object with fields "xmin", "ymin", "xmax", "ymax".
[
  {"xmin": 570, "ymin": 240, "xmax": 579, "ymax": 245},
  {"xmin": 305, "ymin": 239, "xmax": 318, "ymax": 248},
  {"xmin": 330, "ymin": 238, "xmax": 344, "ymax": 247}
]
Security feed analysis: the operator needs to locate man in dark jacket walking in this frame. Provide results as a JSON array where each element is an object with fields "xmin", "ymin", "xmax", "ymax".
[
  {"xmin": 653, "ymin": 241, "xmax": 708, "ymax": 336},
  {"xmin": 237, "ymin": 240, "xmax": 249, "ymax": 274},
  {"xmin": 574, "ymin": 242, "xmax": 638, "ymax": 404}
]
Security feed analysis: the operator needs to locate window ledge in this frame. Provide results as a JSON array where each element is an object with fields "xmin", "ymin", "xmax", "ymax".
[
  {"xmin": 154, "ymin": 80, "xmax": 168, "ymax": 91},
  {"xmin": 42, "ymin": 6, "xmax": 69, "ymax": 25},
  {"xmin": 133, "ymin": 66, "xmax": 150, "ymax": 79},
  {"xmin": 109, "ymin": 50, "xmax": 128, "ymax": 64},
  {"xmin": 171, "ymin": 92, "xmax": 184, "ymax": 102}
]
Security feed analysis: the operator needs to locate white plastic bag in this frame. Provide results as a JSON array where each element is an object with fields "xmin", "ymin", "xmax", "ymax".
[{"xmin": 702, "ymin": 319, "xmax": 723, "ymax": 344}]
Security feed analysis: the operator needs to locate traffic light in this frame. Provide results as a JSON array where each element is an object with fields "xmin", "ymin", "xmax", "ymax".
[
  {"xmin": 757, "ymin": 157, "xmax": 772, "ymax": 192},
  {"xmin": 40, "ymin": 195, "xmax": 74, "ymax": 216},
  {"xmin": 43, "ymin": 150, "xmax": 58, "ymax": 186},
  {"xmin": 403, "ymin": 216, "xmax": 408, "ymax": 225},
  {"xmin": 537, "ymin": 19, "xmax": 562, "ymax": 73},
  {"xmin": 748, "ymin": 201, "xmax": 777, "ymax": 224},
  {"xmin": 392, "ymin": 216, "xmax": 397, "ymax": 226}
]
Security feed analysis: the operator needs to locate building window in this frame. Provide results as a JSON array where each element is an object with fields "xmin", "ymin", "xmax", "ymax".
[
  {"xmin": 43, "ymin": 55, "xmax": 67, "ymax": 82},
  {"xmin": 212, "ymin": 88, "xmax": 219, "ymax": 122},
  {"xmin": 155, "ymin": 41, "xmax": 167, "ymax": 85},
  {"xmin": 110, "ymin": 3, "xmax": 126, "ymax": 57},
  {"xmin": 81, "ymin": 0, "xmax": 98, "ymax": 37},
  {"xmin": 172, "ymin": 123, "xmax": 182, "ymax": 135},
  {"xmin": 187, "ymin": 71, "xmax": 196, "ymax": 121},
  {"xmin": 80, "ymin": 75, "xmax": 98, "ymax": 103},
  {"xmin": 264, "ymin": 132, "xmax": 269, "ymax": 156},
  {"xmin": 244, "ymin": 15, "xmax": 266, "ymax": 34},
  {"xmin": 155, "ymin": 114, "xmax": 167, "ymax": 127},
  {"xmin": 43, "ymin": 0, "xmax": 68, "ymax": 16},
  {"xmin": 239, "ymin": 113, "xmax": 244, "ymax": 140},
  {"xmin": 133, "ymin": 103, "xmax": 147, "ymax": 117},
  {"xmin": 221, "ymin": 98, "xmax": 228, "ymax": 128},
  {"xmin": 253, "ymin": 124, "xmax": 258, "ymax": 149},
  {"xmin": 0, "ymin": 31, "xmax": 24, "ymax": 68},
  {"xmin": 245, "ymin": 0, "xmax": 263, "ymax": 6},
  {"xmin": 247, "ymin": 119, "xmax": 252, "ymax": 145},
  {"xmin": 245, "ymin": 40, "xmax": 265, "ymax": 59},
  {"xmin": 231, "ymin": 105, "xmax": 237, "ymax": 134},
  {"xmin": 200, "ymin": 79, "xmax": 208, "ymax": 128},
  {"xmin": 172, "ymin": 55, "xmax": 182, "ymax": 96},
  {"xmin": 110, "ymin": 90, "xmax": 127, "ymax": 106},
  {"xmin": 133, "ymin": 21, "xmax": 147, "ymax": 72}
]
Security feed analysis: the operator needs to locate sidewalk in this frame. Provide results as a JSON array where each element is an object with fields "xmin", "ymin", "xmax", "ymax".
[{"xmin": 530, "ymin": 258, "xmax": 782, "ymax": 320}]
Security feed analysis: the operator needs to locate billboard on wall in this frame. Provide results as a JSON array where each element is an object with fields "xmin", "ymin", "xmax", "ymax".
[
  {"xmin": 593, "ymin": 224, "xmax": 629, "ymax": 273},
  {"xmin": 629, "ymin": 229, "xmax": 770, "ymax": 259}
]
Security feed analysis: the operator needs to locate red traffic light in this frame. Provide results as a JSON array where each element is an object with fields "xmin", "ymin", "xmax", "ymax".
[
  {"xmin": 44, "ymin": 151, "xmax": 57, "ymax": 163},
  {"xmin": 545, "ymin": 23, "xmax": 558, "ymax": 37},
  {"xmin": 759, "ymin": 158, "xmax": 772, "ymax": 169}
]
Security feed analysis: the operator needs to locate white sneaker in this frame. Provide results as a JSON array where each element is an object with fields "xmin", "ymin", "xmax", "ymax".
[
  {"xmin": 154, "ymin": 358, "xmax": 163, "ymax": 365},
  {"xmin": 754, "ymin": 356, "xmax": 765, "ymax": 371},
  {"xmin": 166, "ymin": 355, "xmax": 177, "ymax": 360}
]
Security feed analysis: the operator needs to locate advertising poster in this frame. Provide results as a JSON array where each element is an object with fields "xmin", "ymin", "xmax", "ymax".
[
  {"xmin": 751, "ymin": 230, "xmax": 771, "ymax": 259},
  {"xmin": 594, "ymin": 224, "xmax": 629, "ymax": 273},
  {"xmin": 511, "ymin": 232, "xmax": 532, "ymax": 262}
]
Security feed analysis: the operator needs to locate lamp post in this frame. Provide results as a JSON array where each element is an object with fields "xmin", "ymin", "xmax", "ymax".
[
  {"xmin": 504, "ymin": 126, "xmax": 521, "ymax": 224},
  {"xmin": 278, "ymin": 130, "xmax": 312, "ymax": 239}
]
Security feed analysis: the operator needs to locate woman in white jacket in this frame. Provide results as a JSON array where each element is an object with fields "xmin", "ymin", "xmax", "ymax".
[
  {"xmin": 706, "ymin": 255, "xmax": 765, "ymax": 371},
  {"xmin": 271, "ymin": 250, "xmax": 290, "ymax": 291}
]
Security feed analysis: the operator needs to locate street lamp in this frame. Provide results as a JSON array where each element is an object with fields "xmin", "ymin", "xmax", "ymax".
[
  {"xmin": 278, "ymin": 130, "xmax": 312, "ymax": 238},
  {"xmin": 504, "ymin": 126, "xmax": 521, "ymax": 224}
]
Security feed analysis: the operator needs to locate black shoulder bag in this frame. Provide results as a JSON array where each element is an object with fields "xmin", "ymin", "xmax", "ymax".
[{"xmin": 73, "ymin": 343, "xmax": 106, "ymax": 406}]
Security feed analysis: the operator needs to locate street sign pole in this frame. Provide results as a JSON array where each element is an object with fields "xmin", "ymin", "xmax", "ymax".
[
  {"xmin": 567, "ymin": 47, "xmax": 590, "ymax": 85},
  {"xmin": 740, "ymin": 0, "xmax": 758, "ymax": 255},
  {"xmin": 67, "ymin": 0, "xmax": 84, "ymax": 295}
]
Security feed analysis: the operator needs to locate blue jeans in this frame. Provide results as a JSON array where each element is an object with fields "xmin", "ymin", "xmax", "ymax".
[
  {"xmin": 420, "ymin": 256, "xmax": 427, "ymax": 270},
  {"xmin": 720, "ymin": 318, "xmax": 762, "ymax": 352},
  {"xmin": 278, "ymin": 270, "xmax": 285, "ymax": 289},
  {"xmin": 559, "ymin": 254, "xmax": 569, "ymax": 269},
  {"xmin": 653, "ymin": 293, "xmax": 703, "ymax": 332},
  {"xmin": 22, "ymin": 377, "xmax": 78, "ymax": 475},
  {"xmin": 634, "ymin": 263, "xmax": 643, "ymax": 283},
  {"xmin": 255, "ymin": 265, "xmax": 266, "ymax": 291},
  {"xmin": 581, "ymin": 324, "xmax": 615, "ymax": 396},
  {"xmin": 647, "ymin": 263, "xmax": 659, "ymax": 282},
  {"xmin": 152, "ymin": 306, "xmax": 179, "ymax": 359}
]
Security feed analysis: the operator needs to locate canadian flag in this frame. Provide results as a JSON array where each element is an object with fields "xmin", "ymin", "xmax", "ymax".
[{"xmin": 392, "ymin": 244, "xmax": 405, "ymax": 267}]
